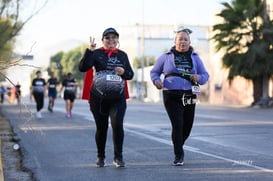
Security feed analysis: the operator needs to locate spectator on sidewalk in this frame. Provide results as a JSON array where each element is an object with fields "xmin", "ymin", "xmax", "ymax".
[
  {"xmin": 6, "ymin": 85, "xmax": 15, "ymax": 104},
  {"xmin": 0, "ymin": 84, "xmax": 6, "ymax": 104},
  {"xmin": 15, "ymin": 82, "xmax": 21, "ymax": 105}
]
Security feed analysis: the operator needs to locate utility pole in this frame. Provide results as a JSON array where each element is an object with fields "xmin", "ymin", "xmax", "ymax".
[
  {"xmin": 261, "ymin": 0, "xmax": 270, "ymax": 106},
  {"xmin": 140, "ymin": 0, "xmax": 145, "ymax": 101}
]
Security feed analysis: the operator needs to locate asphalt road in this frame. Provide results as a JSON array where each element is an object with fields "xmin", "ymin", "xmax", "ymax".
[{"xmin": 1, "ymin": 98, "xmax": 273, "ymax": 181}]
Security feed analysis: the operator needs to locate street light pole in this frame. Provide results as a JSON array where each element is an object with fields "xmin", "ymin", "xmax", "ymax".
[
  {"xmin": 262, "ymin": 0, "xmax": 269, "ymax": 100},
  {"xmin": 140, "ymin": 0, "xmax": 145, "ymax": 101}
]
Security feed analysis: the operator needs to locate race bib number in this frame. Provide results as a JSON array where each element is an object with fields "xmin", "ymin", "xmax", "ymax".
[
  {"xmin": 65, "ymin": 87, "xmax": 75, "ymax": 91},
  {"xmin": 192, "ymin": 85, "xmax": 201, "ymax": 94},
  {"xmin": 106, "ymin": 75, "xmax": 122, "ymax": 82}
]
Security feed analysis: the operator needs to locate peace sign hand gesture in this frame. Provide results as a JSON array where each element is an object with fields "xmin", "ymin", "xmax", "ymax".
[{"xmin": 89, "ymin": 36, "xmax": 96, "ymax": 51}]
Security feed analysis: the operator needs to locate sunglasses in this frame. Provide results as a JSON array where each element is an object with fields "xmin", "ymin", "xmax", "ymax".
[{"xmin": 104, "ymin": 35, "xmax": 119, "ymax": 40}]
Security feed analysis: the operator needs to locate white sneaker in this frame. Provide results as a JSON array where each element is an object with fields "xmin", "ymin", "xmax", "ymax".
[{"xmin": 36, "ymin": 111, "xmax": 42, "ymax": 118}]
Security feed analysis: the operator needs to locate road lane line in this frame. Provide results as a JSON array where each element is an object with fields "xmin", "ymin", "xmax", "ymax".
[
  {"xmin": 125, "ymin": 129, "xmax": 273, "ymax": 173},
  {"xmin": 56, "ymin": 108, "xmax": 273, "ymax": 173}
]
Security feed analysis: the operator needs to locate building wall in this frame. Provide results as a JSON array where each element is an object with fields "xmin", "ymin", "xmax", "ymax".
[{"xmin": 115, "ymin": 22, "xmax": 273, "ymax": 106}]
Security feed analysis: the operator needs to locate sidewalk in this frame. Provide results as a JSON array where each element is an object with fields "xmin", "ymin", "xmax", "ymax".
[
  {"xmin": 0, "ymin": 139, "xmax": 4, "ymax": 181},
  {"xmin": 0, "ymin": 105, "xmax": 32, "ymax": 181}
]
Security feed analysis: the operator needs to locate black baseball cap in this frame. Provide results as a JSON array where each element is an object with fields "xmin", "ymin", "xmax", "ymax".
[
  {"xmin": 67, "ymin": 72, "xmax": 72, "ymax": 77},
  {"xmin": 102, "ymin": 27, "xmax": 119, "ymax": 38}
]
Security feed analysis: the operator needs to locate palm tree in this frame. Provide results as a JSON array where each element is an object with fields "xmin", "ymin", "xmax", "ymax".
[{"xmin": 212, "ymin": 0, "xmax": 273, "ymax": 107}]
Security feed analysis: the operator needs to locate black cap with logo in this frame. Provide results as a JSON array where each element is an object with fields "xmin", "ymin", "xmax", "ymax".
[{"xmin": 102, "ymin": 27, "xmax": 119, "ymax": 38}]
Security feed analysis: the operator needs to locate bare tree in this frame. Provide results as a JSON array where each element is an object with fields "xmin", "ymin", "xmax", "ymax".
[{"xmin": 0, "ymin": 0, "xmax": 48, "ymax": 67}]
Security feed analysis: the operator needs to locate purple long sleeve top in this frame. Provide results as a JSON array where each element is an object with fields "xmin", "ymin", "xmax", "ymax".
[{"xmin": 150, "ymin": 49, "xmax": 209, "ymax": 91}]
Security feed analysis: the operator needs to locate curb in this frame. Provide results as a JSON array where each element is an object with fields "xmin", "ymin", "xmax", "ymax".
[{"xmin": 0, "ymin": 139, "xmax": 4, "ymax": 181}]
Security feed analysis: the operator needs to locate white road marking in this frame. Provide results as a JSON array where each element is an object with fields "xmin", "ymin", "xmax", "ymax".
[
  {"xmin": 125, "ymin": 127, "xmax": 273, "ymax": 173},
  {"xmin": 55, "ymin": 108, "xmax": 273, "ymax": 173}
]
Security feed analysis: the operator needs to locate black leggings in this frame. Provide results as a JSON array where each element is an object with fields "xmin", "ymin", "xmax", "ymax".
[
  {"xmin": 89, "ymin": 95, "xmax": 127, "ymax": 160},
  {"xmin": 163, "ymin": 90, "xmax": 196, "ymax": 158},
  {"xmin": 33, "ymin": 92, "xmax": 44, "ymax": 112}
]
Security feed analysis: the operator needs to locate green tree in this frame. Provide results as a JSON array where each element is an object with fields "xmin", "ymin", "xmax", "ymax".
[
  {"xmin": 48, "ymin": 45, "xmax": 86, "ymax": 84},
  {"xmin": 59, "ymin": 46, "xmax": 85, "ymax": 81},
  {"xmin": 47, "ymin": 51, "xmax": 64, "ymax": 80},
  {"xmin": 0, "ymin": 1, "xmax": 23, "ymax": 60},
  {"xmin": 212, "ymin": 0, "xmax": 273, "ymax": 106}
]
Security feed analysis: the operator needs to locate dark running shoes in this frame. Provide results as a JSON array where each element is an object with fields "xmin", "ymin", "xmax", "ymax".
[
  {"xmin": 48, "ymin": 104, "xmax": 53, "ymax": 112},
  {"xmin": 113, "ymin": 158, "xmax": 125, "ymax": 168},
  {"xmin": 173, "ymin": 157, "xmax": 184, "ymax": 166},
  {"xmin": 96, "ymin": 158, "xmax": 105, "ymax": 167},
  {"xmin": 96, "ymin": 157, "xmax": 125, "ymax": 168}
]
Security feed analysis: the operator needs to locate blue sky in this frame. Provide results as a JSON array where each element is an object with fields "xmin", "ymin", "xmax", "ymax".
[{"xmin": 16, "ymin": 0, "xmax": 231, "ymax": 67}]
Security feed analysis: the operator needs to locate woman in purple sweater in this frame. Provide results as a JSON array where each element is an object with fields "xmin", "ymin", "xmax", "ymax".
[{"xmin": 150, "ymin": 27, "xmax": 209, "ymax": 166}]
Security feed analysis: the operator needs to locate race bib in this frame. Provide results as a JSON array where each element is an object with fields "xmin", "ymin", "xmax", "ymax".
[
  {"xmin": 192, "ymin": 84, "xmax": 201, "ymax": 94},
  {"xmin": 106, "ymin": 75, "xmax": 122, "ymax": 82},
  {"xmin": 65, "ymin": 87, "xmax": 75, "ymax": 91},
  {"xmin": 93, "ymin": 70, "xmax": 125, "ymax": 100}
]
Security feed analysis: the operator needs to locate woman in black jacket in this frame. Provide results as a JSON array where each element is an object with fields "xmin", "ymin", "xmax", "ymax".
[{"xmin": 79, "ymin": 27, "xmax": 134, "ymax": 168}]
